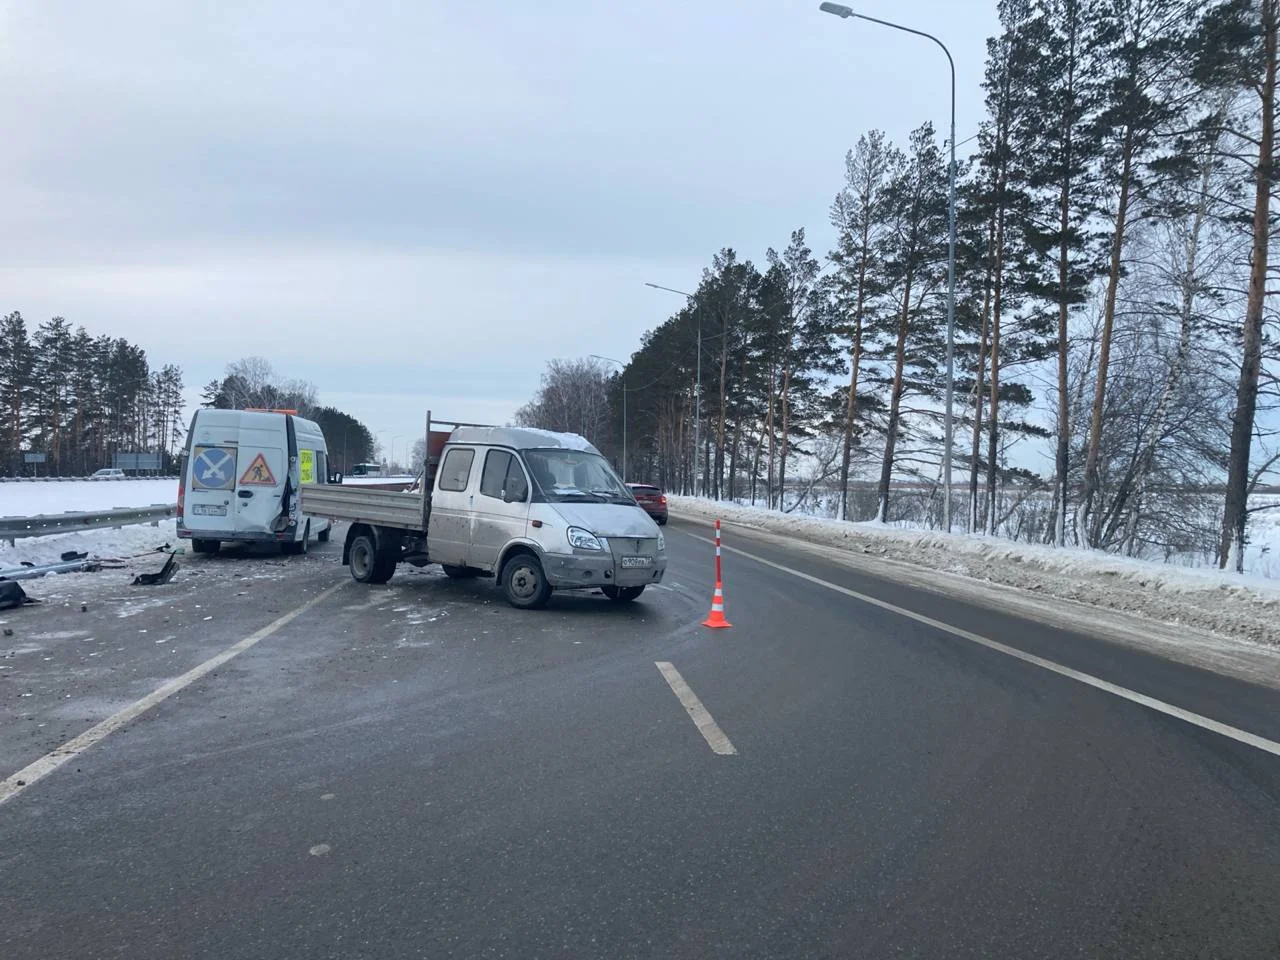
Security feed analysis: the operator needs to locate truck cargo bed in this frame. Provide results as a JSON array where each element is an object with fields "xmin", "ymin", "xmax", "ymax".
[{"xmin": 300, "ymin": 485, "xmax": 426, "ymax": 532}]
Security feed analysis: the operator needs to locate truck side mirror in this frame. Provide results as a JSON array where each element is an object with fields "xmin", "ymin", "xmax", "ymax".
[{"xmin": 504, "ymin": 478, "xmax": 528, "ymax": 503}]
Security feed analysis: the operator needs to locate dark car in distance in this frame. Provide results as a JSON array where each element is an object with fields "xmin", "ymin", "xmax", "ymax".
[{"xmin": 626, "ymin": 483, "xmax": 668, "ymax": 525}]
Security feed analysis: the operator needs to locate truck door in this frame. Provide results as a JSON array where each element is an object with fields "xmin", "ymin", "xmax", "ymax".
[
  {"xmin": 427, "ymin": 445, "xmax": 476, "ymax": 566},
  {"xmin": 233, "ymin": 419, "xmax": 288, "ymax": 537},
  {"xmin": 468, "ymin": 449, "xmax": 530, "ymax": 571}
]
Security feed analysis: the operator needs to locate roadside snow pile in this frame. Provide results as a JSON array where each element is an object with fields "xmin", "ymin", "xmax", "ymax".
[
  {"xmin": 0, "ymin": 479, "xmax": 177, "ymax": 516},
  {"xmin": 0, "ymin": 519, "xmax": 179, "ymax": 568},
  {"xmin": 671, "ymin": 496, "xmax": 1280, "ymax": 649}
]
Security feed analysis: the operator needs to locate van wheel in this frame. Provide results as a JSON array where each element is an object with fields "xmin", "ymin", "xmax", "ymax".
[
  {"xmin": 283, "ymin": 522, "xmax": 310, "ymax": 556},
  {"xmin": 501, "ymin": 554, "xmax": 551, "ymax": 610},
  {"xmin": 317, "ymin": 524, "xmax": 331, "ymax": 543},
  {"xmin": 603, "ymin": 585, "xmax": 645, "ymax": 602},
  {"xmin": 191, "ymin": 539, "xmax": 219, "ymax": 555},
  {"xmin": 349, "ymin": 533, "xmax": 396, "ymax": 584},
  {"xmin": 441, "ymin": 564, "xmax": 479, "ymax": 580}
]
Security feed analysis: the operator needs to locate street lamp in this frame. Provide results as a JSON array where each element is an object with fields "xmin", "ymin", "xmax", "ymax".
[
  {"xmin": 590, "ymin": 354, "xmax": 627, "ymax": 482},
  {"xmin": 819, "ymin": 1, "xmax": 957, "ymax": 532},
  {"xmin": 644, "ymin": 282, "xmax": 702, "ymax": 496},
  {"xmin": 391, "ymin": 435, "xmax": 404, "ymax": 474}
]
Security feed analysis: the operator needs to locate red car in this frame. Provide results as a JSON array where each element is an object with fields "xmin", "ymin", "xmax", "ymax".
[{"xmin": 626, "ymin": 483, "xmax": 668, "ymax": 525}]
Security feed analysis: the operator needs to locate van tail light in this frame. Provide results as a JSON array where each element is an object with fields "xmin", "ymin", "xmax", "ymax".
[
  {"xmin": 176, "ymin": 478, "xmax": 185, "ymax": 518},
  {"xmin": 660, "ymin": 496, "xmax": 667, "ymax": 505}
]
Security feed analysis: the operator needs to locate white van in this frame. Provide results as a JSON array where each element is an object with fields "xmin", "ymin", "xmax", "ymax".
[{"xmin": 177, "ymin": 408, "xmax": 333, "ymax": 555}]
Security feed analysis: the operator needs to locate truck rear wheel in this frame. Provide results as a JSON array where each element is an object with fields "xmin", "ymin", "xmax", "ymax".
[
  {"xmin": 501, "ymin": 553, "xmax": 551, "ymax": 610},
  {"xmin": 191, "ymin": 539, "xmax": 219, "ymax": 555},
  {"xmin": 350, "ymin": 533, "xmax": 396, "ymax": 584}
]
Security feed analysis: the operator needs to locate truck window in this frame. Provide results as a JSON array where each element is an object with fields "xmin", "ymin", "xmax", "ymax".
[
  {"xmin": 438, "ymin": 448, "xmax": 475, "ymax": 492},
  {"xmin": 480, "ymin": 450, "xmax": 513, "ymax": 499}
]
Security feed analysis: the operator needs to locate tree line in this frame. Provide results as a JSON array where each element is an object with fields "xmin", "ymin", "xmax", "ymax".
[
  {"xmin": 0, "ymin": 311, "xmax": 185, "ymax": 476},
  {"xmin": 520, "ymin": 0, "xmax": 1280, "ymax": 571}
]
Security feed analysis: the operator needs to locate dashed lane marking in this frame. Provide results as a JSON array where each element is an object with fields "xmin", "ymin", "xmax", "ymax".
[{"xmin": 0, "ymin": 583, "xmax": 348, "ymax": 806}]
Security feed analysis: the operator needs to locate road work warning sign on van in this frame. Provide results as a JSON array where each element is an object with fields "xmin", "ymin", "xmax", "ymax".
[{"xmin": 239, "ymin": 453, "xmax": 277, "ymax": 486}]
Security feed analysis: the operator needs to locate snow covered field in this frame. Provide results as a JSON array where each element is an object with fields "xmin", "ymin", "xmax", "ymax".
[
  {"xmin": 671, "ymin": 496, "xmax": 1280, "ymax": 649},
  {"xmin": 0, "ymin": 479, "xmax": 178, "ymax": 516}
]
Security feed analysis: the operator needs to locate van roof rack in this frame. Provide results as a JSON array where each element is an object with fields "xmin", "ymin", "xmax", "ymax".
[{"xmin": 243, "ymin": 407, "xmax": 299, "ymax": 415}]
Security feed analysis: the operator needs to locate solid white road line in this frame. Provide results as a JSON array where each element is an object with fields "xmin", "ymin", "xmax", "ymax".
[
  {"xmin": 655, "ymin": 661, "xmax": 738, "ymax": 756},
  {"xmin": 0, "ymin": 583, "xmax": 347, "ymax": 807},
  {"xmin": 681, "ymin": 530, "xmax": 1280, "ymax": 759}
]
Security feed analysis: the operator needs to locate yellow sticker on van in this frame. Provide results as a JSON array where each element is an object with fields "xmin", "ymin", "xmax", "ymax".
[{"xmin": 299, "ymin": 449, "xmax": 315, "ymax": 484}]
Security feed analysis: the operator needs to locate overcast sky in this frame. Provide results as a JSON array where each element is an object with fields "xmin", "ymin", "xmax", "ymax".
[{"xmin": 0, "ymin": 0, "xmax": 999, "ymax": 464}]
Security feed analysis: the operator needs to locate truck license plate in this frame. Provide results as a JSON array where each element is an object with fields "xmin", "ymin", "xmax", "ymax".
[
  {"xmin": 620, "ymin": 556, "xmax": 651, "ymax": 569},
  {"xmin": 191, "ymin": 504, "xmax": 227, "ymax": 516}
]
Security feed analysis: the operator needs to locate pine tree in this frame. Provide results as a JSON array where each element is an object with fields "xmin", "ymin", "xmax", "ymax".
[
  {"xmin": 1194, "ymin": 0, "xmax": 1280, "ymax": 570},
  {"xmin": 29, "ymin": 317, "xmax": 76, "ymax": 473},
  {"xmin": 872, "ymin": 123, "xmax": 949, "ymax": 522},
  {"xmin": 829, "ymin": 130, "xmax": 900, "ymax": 520},
  {"xmin": 0, "ymin": 312, "xmax": 32, "ymax": 474},
  {"xmin": 974, "ymin": 0, "xmax": 1041, "ymax": 534},
  {"xmin": 1023, "ymin": 0, "xmax": 1106, "ymax": 545},
  {"xmin": 1078, "ymin": 0, "xmax": 1200, "ymax": 544},
  {"xmin": 761, "ymin": 230, "xmax": 839, "ymax": 508}
]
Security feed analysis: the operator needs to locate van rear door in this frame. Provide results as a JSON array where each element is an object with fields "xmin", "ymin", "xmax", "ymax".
[
  {"xmin": 185, "ymin": 412, "xmax": 238, "ymax": 537},
  {"xmin": 233, "ymin": 414, "xmax": 288, "ymax": 537}
]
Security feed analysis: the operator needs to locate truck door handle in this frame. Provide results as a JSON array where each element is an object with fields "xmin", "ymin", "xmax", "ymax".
[{"xmin": 238, "ymin": 490, "xmax": 254, "ymax": 498}]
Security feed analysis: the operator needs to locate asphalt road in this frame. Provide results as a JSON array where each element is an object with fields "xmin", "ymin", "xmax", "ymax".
[{"xmin": 1, "ymin": 516, "xmax": 1278, "ymax": 959}]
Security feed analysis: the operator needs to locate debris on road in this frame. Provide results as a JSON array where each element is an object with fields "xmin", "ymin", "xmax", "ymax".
[
  {"xmin": 0, "ymin": 558, "xmax": 101, "ymax": 581},
  {"xmin": 0, "ymin": 582, "xmax": 41, "ymax": 611},
  {"xmin": 131, "ymin": 553, "xmax": 179, "ymax": 587}
]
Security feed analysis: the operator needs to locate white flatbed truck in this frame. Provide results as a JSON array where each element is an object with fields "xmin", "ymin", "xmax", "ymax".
[{"xmin": 300, "ymin": 414, "xmax": 667, "ymax": 609}]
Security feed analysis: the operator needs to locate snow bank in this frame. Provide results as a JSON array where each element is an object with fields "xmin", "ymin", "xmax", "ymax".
[
  {"xmin": 671, "ymin": 496, "xmax": 1280, "ymax": 649},
  {"xmin": 0, "ymin": 479, "xmax": 177, "ymax": 516},
  {"xmin": 1, "ymin": 519, "xmax": 179, "ymax": 568}
]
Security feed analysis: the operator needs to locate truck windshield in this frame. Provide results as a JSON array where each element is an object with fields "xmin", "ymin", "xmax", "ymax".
[{"xmin": 522, "ymin": 449, "xmax": 634, "ymax": 503}]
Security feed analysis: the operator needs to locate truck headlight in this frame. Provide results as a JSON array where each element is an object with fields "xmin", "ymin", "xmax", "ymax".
[{"xmin": 567, "ymin": 526, "xmax": 604, "ymax": 551}]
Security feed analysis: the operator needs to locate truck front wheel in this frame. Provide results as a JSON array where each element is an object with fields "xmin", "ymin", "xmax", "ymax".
[
  {"xmin": 350, "ymin": 533, "xmax": 396, "ymax": 585},
  {"xmin": 501, "ymin": 553, "xmax": 551, "ymax": 610}
]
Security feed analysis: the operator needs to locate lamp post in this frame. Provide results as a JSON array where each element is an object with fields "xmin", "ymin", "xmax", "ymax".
[
  {"xmin": 644, "ymin": 282, "xmax": 702, "ymax": 496},
  {"xmin": 590, "ymin": 354, "xmax": 627, "ymax": 481},
  {"xmin": 391, "ymin": 435, "xmax": 404, "ymax": 474},
  {"xmin": 818, "ymin": 2, "xmax": 957, "ymax": 531}
]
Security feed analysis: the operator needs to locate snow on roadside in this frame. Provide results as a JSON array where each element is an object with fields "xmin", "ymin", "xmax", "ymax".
[
  {"xmin": 1, "ymin": 479, "xmax": 180, "ymax": 571},
  {"xmin": 1, "ymin": 520, "xmax": 179, "ymax": 568},
  {"xmin": 670, "ymin": 496, "xmax": 1280, "ymax": 649},
  {"xmin": 0, "ymin": 479, "xmax": 177, "ymax": 516}
]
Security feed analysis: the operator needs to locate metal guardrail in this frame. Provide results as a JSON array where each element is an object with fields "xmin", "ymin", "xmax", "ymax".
[{"xmin": 0, "ymin": 504, "xmax": 177, "ymax": 545}]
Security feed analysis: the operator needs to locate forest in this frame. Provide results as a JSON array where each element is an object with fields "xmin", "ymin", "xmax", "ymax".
[
  {"xmin": 518, "ymin": 0, "xmax": 1280, "ymax": 573},
  {"xmin": 0, "ymin": 311, "xmax": 185, "ymax": 477}
]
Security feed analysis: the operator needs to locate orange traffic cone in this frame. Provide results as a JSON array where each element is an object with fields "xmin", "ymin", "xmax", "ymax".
[{"xmin": 702, "ymin": 581, "xmax": 732, "ymax": 629}]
